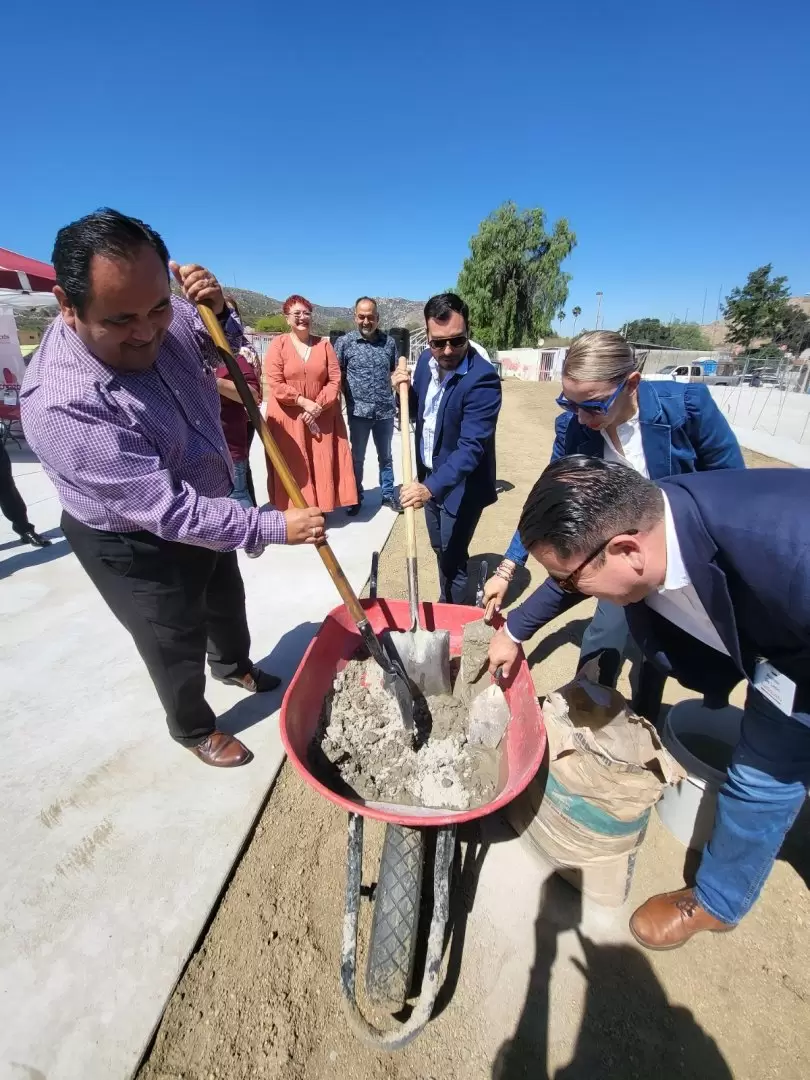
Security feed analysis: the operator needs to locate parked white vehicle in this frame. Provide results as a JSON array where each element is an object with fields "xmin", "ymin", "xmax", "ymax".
[{"xmin": 644, "ymin": 359, "xmax": 740, "ymax": 386}]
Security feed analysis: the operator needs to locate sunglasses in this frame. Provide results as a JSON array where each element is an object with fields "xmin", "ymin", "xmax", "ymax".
[
  {"xmin": 429, "ymin": 335, "xmax": 468, "ymax": 351},
  {"xmin": 556, "ymin": 378, "xmax": 627, "ymax": 416},
  {"xmin": 554, "ymin": 529, "xmax": 638, "ymax": 594}
]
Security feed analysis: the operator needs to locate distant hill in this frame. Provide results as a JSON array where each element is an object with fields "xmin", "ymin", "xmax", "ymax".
[
  {"xmin": 224, "ymin": 288, "xmax": 425, "ymax": 333},
  {"xmin": 700, "ymin": 295, "xmax": 810, "ymax": 347}
]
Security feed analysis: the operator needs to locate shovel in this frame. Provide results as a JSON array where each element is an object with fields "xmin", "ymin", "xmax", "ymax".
[
  {"xmin": 196, "ymin": 303, "xmax": 417, "ymax": 729},
  {"xmin": 386, "ymin": 358, "xmax": 451, "ymax": 696}
]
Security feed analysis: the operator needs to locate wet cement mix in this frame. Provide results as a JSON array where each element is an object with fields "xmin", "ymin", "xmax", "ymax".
[{"xmin": 311, "ymin": 622, "xmax": 507, "ymax": 811}]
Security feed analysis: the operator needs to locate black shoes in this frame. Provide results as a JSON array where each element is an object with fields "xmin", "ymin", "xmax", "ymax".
[
  {"xmin": 213, "ymin": 666, "xmax": 282, "ymax": 693},
  {"xmin": 382, "ymin": 495, "xmax": 404, "ymax": 514},
  {"xmin": 19, "ymin": 530, "xmax": 51, "ymax": 548}
]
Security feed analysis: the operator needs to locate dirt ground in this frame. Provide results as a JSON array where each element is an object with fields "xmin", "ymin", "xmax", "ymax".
[{"xmin": 138, "ymin": 382, "xmax": 807, "ymax": 1080}]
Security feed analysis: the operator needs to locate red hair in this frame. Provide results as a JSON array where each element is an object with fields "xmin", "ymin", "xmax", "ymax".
[{"xmin": 283, "ymin": 294, "xmax": 313, "ymax": 315}]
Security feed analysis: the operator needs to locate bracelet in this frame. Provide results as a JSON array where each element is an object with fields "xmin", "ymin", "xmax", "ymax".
[{"xmin": 495, "ymin": 561, "xmax": 515, "ymax": 582}]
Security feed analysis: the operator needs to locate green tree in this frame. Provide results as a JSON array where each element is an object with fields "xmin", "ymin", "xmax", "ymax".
[
  {"xmin": 557, "ymin": 309, "xmax": 566, "ymax": 334},
  {"xmin": 255, "ymin": 314, "xmax": 288, "ymax": 332},
  {"xmin": 456, "ymin": 201, "xmax": 576, "ymax": 351},
  {"xmin": 723, "ymin": 265, "xmax": 791, "ymax": 351},
  {"xmin": 621, "ymin": 318, "xmax": 672, "ymax": 346},
  {"xmin": 571, "ymin": 306, "xmax": 581, "ymax": 335},
  {"xmin": 774, "ymin": 305, "xmax": 810, "ymax": 355},
  {"xmin": 667, "ymin": 320, "xmax": 711, "ymax": 350}
]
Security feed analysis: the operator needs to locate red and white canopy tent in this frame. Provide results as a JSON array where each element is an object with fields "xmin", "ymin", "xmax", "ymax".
[
  {"xmin": 0, "ymin": 246, "xmax": 58, "ymax": 310},
  {"xmin": 0, "ymin": 248, "xmax": 58, "ymax": 388}
]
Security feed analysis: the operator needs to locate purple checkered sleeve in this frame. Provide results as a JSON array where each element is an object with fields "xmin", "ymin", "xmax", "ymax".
[{"xmin": 21, "ymin": 296, "xmax": 286, "ymax": 551}]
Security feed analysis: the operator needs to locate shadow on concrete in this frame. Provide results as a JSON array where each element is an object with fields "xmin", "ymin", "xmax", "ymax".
[
  {"xmin": 492, "ymin": 874, "xmax": 732, "ymax": 1080},
  {"xmin": 216, "ymin": 621, "xmax": 320, "ymax": 737},
  {"xmin": 326, "ymin": 488, "xmax": 387, "ymax": 530},
  {"xmin": 0, "ymin": 529, "xmax": 69, "ymax": 579},
  {"xmin": 468, "ymin": 552, "xmax": 533, "ymax": 610},
  {"xmin": 6, "ymin": 443, "xmax": 41, "ymax": 465}
]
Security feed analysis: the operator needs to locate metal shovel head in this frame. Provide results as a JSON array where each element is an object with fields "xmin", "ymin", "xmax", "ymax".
[{"xmin": 386, "ymin": 626, "xmax": 452, "ymax": 698}]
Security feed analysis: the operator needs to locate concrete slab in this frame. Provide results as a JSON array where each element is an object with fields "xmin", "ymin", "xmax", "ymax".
[{"xmin": 0, "ymin": 434, "xmax": 400, "ymax": 1080}]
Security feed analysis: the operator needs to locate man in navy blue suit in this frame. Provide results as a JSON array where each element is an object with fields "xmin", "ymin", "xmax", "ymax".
[
  {"xmin": 488, "ymin": 456, "xmax": 810, "ymax": 950},
  {"xmin": 392, "ymin": 294, "xmax": 501, "ymax": 603}
]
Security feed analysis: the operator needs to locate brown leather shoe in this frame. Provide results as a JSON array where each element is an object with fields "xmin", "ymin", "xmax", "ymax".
[
  {"xmin": 189, "ymin": 731, "xmax": 253, "ymax": 768},
  {"xmin": 630, "ymin": 887, "xmax": 736, "ymax": 951}
]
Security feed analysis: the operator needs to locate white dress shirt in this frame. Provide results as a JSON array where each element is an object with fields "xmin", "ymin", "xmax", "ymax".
[
  {"xmin": 645, "ymin": 492, "xmax": 730, "ymax": 655},
  {"xmin": 600, "ymin": 412, "xmax": 650, "ymax": 478},
  {"xmin": 421, "ymin": 354, "xmax": 469, "ymax": 467}
]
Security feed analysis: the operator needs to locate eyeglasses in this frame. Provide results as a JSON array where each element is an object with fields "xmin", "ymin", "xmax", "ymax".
[
  {"xmin": 556, "ymin": 379, "xmax": 627, "ymax": 417},
  {"xmin": 429, "ymin": 335, "xmax": 468, "ymax": 352},
  {"xmin": 554, "ymin": 529, "xmax": 638, "ymax": 594}
]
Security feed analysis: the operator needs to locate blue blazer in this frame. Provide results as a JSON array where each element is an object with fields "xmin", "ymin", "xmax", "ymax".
[
  {"xmin": 504, "ymin": 379, "xmax": 744, "ymax": 563},
  {"xmin": 410, "ymin": 348, "xmax": 502, "ymax": 516},
  {"xmin": 507, "ymin": 469, "xmax": 810, "ymax": 716}
]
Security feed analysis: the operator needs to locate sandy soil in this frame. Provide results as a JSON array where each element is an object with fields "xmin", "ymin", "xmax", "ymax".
[{"xmin": 138, "ymin": 381, "xmax": 807, "ymax": 1080}]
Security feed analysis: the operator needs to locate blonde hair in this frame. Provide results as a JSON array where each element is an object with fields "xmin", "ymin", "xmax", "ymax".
[{"xmin": 563, "ymin": 331, "xmax": 637, "ymax": 385}]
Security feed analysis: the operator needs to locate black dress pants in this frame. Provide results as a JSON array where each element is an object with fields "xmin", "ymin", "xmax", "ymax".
[
  {"xmin": 423, "ymin": 486, "xmax": 485, "ymax": 605},
  {"xmin": 62, "ymin": 512, "xmax": 252, "ymax": 745},
  {"xmin": 0, "ymin": 442, "xmax": 32, "ymax": 534}
]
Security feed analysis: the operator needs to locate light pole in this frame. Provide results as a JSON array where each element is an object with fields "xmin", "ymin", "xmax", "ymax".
[{"xmin": 595, "ymin": 291, "xmax": 603, "ymax": 331}]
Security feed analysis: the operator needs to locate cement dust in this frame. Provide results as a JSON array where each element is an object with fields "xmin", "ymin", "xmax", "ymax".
[{"xmin": 311, "ymin": 656, "xmax": 501, "ymax": 811}]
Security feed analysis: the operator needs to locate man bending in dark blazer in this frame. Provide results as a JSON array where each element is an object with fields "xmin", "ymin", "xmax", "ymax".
[
  {"xmin": 392, "ymin": 294, "xmax": 501, "ymax": 603},
  {"xmin": 488, "ymin": 455, "xmax": 810, "ymax": 950}
]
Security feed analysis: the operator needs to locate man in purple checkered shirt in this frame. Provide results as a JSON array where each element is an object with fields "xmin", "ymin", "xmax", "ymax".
[{"xmin": 21, "ymin": 209, "xmax": 325, "ymax": 769}]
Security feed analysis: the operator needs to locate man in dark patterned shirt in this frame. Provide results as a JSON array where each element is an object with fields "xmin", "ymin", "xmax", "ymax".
[
  {"xmin": 335, "ymin": 298, "xmax": 403, "ymax": 515},
  {"xmin": 21, "ymin": 209, "xmax": 325, "ymax": 769}
]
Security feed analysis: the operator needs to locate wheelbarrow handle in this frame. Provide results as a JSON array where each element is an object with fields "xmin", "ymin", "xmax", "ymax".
[{"xmin": 196, "ymin": 303, "xmax": 367, "ymax": 627}]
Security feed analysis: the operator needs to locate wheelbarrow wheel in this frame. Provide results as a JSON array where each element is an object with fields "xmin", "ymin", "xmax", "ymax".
[{"xmin": 366, "ymin": 823, "xmax": 425, "ymax": 1010}]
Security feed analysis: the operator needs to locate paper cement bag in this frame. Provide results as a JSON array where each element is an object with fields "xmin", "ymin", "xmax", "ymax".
[{"xmin": 507, "ymin": 661, "xmax": 686, "ymax": 906}]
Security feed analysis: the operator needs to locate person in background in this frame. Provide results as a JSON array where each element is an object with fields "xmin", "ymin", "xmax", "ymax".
[
  {"xmin": 488, "ymin": 457, "xmax": 810, "ymax": 951},
  {"xmin": 482, "ymin": 331, "xmax": 744, "ymax": 699},
  {"xmin": 263, "ymin": 295, "xmax": 357, "ymax": 513},
  {"xmin": 0, "ymin": 441, "xmax": 51, "ymax": 548},
  {"xmin": 336, "ymin": 297, "xmax": 402, "ymax": 516},
  {"xmin": 215, "ymin": 345, "xmax": 264, "ymax": 558},
  {"xmin": 223, "ymin": 296, "xmax": 261, "ymax": 507},
  {"xmin": 391, "ymin": 293, "xmax": 501, "ymax": 603},
  {"xmin": 21, "ymin": 209, "xmax": 325, "ymax": 769}
]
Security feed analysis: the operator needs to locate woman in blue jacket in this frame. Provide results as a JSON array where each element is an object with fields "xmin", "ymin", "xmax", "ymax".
[{"xmin": 483, "ymin": 331, "xmax": 744, "ymax": 687}]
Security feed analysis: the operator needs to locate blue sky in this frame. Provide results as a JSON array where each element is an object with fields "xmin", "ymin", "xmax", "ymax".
[{"xmin": 3, "ymin": 0, "xmax": 808, "ymax": 332}]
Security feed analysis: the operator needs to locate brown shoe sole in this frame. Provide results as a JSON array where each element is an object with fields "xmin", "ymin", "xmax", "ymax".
[
  {"xmin": 190, "ymin": 746, "xmax": 254, "ymax": 768},
  {"xmin": 629, "ymin": 922, "xmax": 735, "ymax": 951}
]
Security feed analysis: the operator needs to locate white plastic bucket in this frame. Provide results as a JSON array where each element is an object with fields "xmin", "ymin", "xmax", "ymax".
[{"xmin": 656, "ymin": 700, "xmax": 743, "ymax": 850}]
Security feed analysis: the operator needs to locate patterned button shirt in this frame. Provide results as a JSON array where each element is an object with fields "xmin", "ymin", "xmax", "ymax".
[
  {"xmin": 20, "ymin": 296, "xmax": 286, "ymax": 552},
  {"xmin": 335, "ymin": 329, "xmax": 397, "ymax": 420}
]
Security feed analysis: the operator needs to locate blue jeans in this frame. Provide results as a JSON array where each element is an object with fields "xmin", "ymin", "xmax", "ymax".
[
  {"xmin": 230, "ymin": 460, "xmax": 254, "ymax": 510},
  {"xmin": 347, "ymin": 415, "xmax": 395, "ymax": 501},
  {"xmin": 695, "ymin": 686, "xmax": 810, "ymax": 924}
]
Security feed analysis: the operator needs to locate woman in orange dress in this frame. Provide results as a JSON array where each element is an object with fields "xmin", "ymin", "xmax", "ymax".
[{"xmin": 263, "ymin": 295, "xmax": 358, "ymax": 512}]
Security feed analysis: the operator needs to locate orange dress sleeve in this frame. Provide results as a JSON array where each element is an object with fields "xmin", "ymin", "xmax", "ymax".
[
  {"xmin": 315, "ymin": 341, "xmax": 342, "ymax": 409},
  {"xmin": 265, "ymin": 336, "xmax": 300, "ymax": 406}
]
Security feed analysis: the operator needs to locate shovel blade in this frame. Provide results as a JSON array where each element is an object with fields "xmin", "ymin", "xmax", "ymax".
[{"xmin": 386, "ymin": 627, "xmax": 452, "ymax": 697}]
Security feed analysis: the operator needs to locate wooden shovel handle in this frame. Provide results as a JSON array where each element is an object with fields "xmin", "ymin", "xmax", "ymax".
[
  {"xmin": 197, "ymin": 303, "xmax": 366, "ymax": 626},
  {"xmin": 397, "ymin": 357, "xmax": 418, "ymax": 562}
]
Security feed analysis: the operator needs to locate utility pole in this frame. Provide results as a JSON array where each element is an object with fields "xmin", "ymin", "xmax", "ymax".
[
  {"xmin": 701, "ymin": 287, "xmax": 708, "ymax": 325},
  {"xmin": 595, "ymin": 291, "xmax": 603, "ymax": 331}
]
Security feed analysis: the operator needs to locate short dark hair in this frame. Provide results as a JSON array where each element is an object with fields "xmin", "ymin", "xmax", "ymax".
[
  {"xmin": 518, "ymin": 456, "xmax": 664, "ymax": 560},
  {"xmin": 354, "ymin": 296, "xmax": 377, "ymax": 312},
  {"xmin": 52, "ymin": 208, "xmax": 170, "ymax": 316},
  {"xmin": 424, "ymin": 292, "xmax": 469, "ymax": 329}
]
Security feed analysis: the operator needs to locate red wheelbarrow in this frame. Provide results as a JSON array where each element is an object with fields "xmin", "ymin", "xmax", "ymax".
[{"xmin": 280, "ymin": 569, "xmax": 546, "ymax": 1049}]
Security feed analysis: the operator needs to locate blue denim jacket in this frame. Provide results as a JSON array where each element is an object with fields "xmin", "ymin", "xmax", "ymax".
[{"xmin": 504, "ymin": 379, "xmax": 744, "ymax": 563}]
